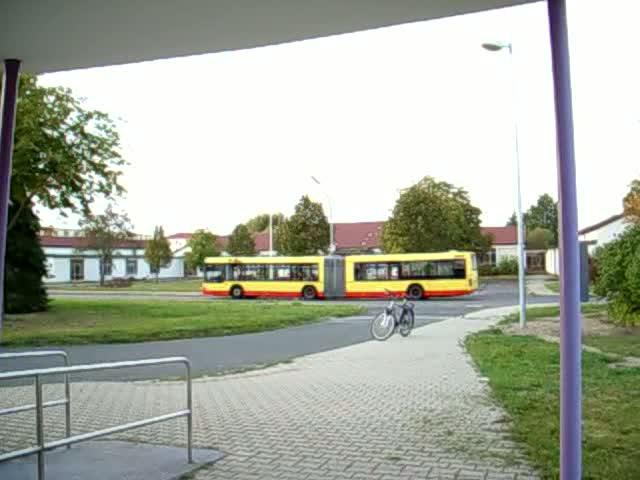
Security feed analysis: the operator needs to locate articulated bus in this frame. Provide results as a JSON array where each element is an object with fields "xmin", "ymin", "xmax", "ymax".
[{"xmin": 202, "ymin": 251, "xmax": 478, "ymax": 300}]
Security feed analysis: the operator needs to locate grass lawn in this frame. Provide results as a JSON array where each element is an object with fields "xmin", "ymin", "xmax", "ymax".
[
  {"xmin": 466, "ymin": 329, "xmax": 640, "ymax": 479},
  {"xmin": 545, "ymin": 281, "xmax": 560, "ymax": 293},
  {"xmin": 583, "ymin": 334, "xmax": 640, "ymax": 358},
  {"xmin": 2, "ymin": 298, "xmax": 365, "ymax": 346},
  {"xmin": 502, "ymin": 304, "xmax": 608, "ymax": 324},
  {"xmin": 47, "ymin": 279, "xmax": 203, "ymax": 292}
]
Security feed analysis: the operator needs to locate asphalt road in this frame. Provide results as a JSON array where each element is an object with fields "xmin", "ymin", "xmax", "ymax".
[{"xmin": 2, "ymin": 280, "xmax": 556, "ymax": 384}]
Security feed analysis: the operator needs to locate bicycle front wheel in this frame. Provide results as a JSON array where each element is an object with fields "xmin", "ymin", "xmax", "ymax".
[
  {"xmin": 370, "ymin": 312, "xmax": 396, "ymax": 341},
  {"xmin": 399, "ymin": 310, "xmax": 415, "ymax": 337}
]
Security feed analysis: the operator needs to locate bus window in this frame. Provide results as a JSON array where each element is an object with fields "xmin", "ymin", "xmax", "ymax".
[
  {"xmin": 389, "ymin": 263, "xmax": 400, "ymax": 280},
  {"xmin": 471, "ymin": 253, "xmax": 478, "ymax": 271},
  {"xmin": 275, "ymin": 265, "xmax": 291, "ymax": 281},
  {"xmin": 205, "ymin": 264, "xmax": 225, "ymax": 283},
  {"xmin": 452, "ymin": 260, "xmax": 466, "ymax": 278}
]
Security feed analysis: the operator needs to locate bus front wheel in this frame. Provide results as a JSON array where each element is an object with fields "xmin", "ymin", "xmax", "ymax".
[
  {"xmin": 302, "ymin": 286, "xmax": 317, "ymax": 300},
  {"xmin": 407, "ymin": 284, "xmax": 424, "ymax": 300},
  {"xmin": 230, "ymin": 285, "xmax": 244, "ymax": 299}
]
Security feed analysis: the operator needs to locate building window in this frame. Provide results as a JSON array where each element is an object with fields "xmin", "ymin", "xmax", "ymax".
[
  {"xmin": 101, "ymin": 260, "xmax": 112, "ymax": 276},
  {"xmin": 478, "ymin": 249, "xmax": 497, "ymax": 266},
  {"xmin": 70, "ymin": 259, "xmax": 84, "ymax": 281},
  {"xmin": 126, "ymin": 258, "xmax": 137, "ymax": 275}
]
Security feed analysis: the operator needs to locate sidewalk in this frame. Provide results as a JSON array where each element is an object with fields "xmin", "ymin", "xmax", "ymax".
[
  {"xmin": 0, "ymin": 309, "xmax": 538, "ymax": 479},
  {"xmin": 526, "ymin": 276, "xmax": 559, "ymax": 297}
]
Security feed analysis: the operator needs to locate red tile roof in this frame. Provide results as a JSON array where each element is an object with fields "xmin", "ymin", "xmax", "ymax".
[
  {"xmin": 334, "ymin": 222, "xmax": 384, "ymax": 250},
  {"xmin": 253, "ymin": 231, "xmax": 270, "ymax": 251},
  {"xmin": 167, "ymin": 233, "xmax": 193, "ymax": 239},
  {"xmin": 480, "ymin": 226, "xmax": 518, "ymax": 245},
  {"xmin": 39, "ymin": 236, "xmax": 146, "ymax": 249},
  {"xmin": 216, "ymin": 235, "xmax": 229, "ymax": 248}
]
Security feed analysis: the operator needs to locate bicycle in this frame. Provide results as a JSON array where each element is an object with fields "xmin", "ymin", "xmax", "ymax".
[{"xmin": 370, "ymin": 290, "xmax": 415, "ymax": 341}]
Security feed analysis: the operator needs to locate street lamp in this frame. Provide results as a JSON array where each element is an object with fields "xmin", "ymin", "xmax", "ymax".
[
  {"xmin": 311, "ymin": 176, "xmax": 335, "ymax": 254},
  {"xmin": 482, "ymin": 40, "xmax": 527, "ymax": 329}
]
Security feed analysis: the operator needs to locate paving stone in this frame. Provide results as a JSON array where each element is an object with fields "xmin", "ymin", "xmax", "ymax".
[{"xmin": 0, "ymin": 314, "xmax": 539, "ymax": 480}]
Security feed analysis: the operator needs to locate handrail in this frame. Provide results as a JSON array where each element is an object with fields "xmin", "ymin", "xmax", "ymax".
[
  {"xmin": 0, "ymin": 356, "xmax": 193, "ymax": 480},
  {"xmin": 0, "ymin": 351, "xmax": 71, "ymax": 447}
]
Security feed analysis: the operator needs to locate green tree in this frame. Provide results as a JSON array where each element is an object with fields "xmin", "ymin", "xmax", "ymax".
[
  {"xmin": 526, "ymin": 227, "xmax": 554, "ymax": 250},
  {"xmin": 623, "ymin": 178, "xmax": 640, "ymax": 225},
  {"xmin": 507, "ymin": 212, "xmax": 517, "ymax": 226},
  {"xmin": 245, "ymin": 213, "xmax": 285, "ymax": 233},
  {"xmin": 593, "ymin": 225, "xmax": 640, "ymax": 326},
  {"xmin": 4, "ymin": 197, "xmax": 48, "ymax": 314},
  {"xmin": 9, "ymin": 75, "xmax": 125, "ymax": 231},
  {"xmin": 524, "ymin": 194, "xmax": 558, "ymax": 247},
  {"xmin": 382, "ymin": 177, "xmax": 488, "ymax": 253},
  {"xmin": 79, "ymin": 206, "xmax": 133, "ymax": 286},
  {"xmin": 144, "ymin": 226, "xmax": 172, "ymax": 282},
  {"xmin": 227, "ymin": 224, "xmax": 256, "ymax": 256},
  {"xmin": 185, "ymin": 230, "xmax": 220, "ymax": 273},
  {"xmin": 276, "ymin": 196, "xmax": 329, "ymax": 255}
]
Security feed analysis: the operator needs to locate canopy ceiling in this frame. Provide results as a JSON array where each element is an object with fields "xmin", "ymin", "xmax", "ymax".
[{"xmin": 2, "ymin": 0, "xmax": 537, "ymax": 75}]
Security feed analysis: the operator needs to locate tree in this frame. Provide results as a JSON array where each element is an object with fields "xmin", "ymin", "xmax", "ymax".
[
  {"xmin": 4, "ymin": 197, "xmax": 48, "ymax": 314},
  {"xmin": 10, "ymin": 75, "xmax": 125, "ymax": 231},
  {"xmin": 79, "ymin": 206, "xmax": 133, "ymax": 286},
  {"xmin": 524, "ymin": 194, "xmax": 558, "ymax": 247},
  {"xmin": 506, "ymin": 212, "xmax": 517, "ymax": 226},
  {"xmin": 184, "ymin": 230, "xmax": 220, "ymax": 273},
  {"xmin": 623, "ymin": 178, "xmax": 640, "ymax": 225},
  {"xmin": 227, "ymin": 224, "xmax": 256, "ymax": 256},
  {"xmin": 527, "ymin": 227, "xmax": 554, "ymax": 250},
  {"xmin": 144, "ymin": 226, "xmax": 172, "ymax": 282},
  {"xmin": 593, "ymin": 225, "xmax": 640, "ymax": 326},
  {"xmin": 276, "ymin": 196, "xmax": 329, "ymax": 255},
  {"xmin": 382, "ymin": 177, "xmax": 489, "ymax": 254},
  {"xmin": 245, "ymin": 213, "xmax": 285, "ymax": 233}
]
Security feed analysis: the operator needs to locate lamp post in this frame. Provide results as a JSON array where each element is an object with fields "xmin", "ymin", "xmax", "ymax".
[
  {"xmin": 482, "ymin": 41, "xmax": 527, "ymax": 329},
  {"xmin": 269, "ymin": 213, "xmax": 273, "ymax": 256},
  {"xmin": 311, "ymin": 176, "xmax": 335, "ymax": 254}
]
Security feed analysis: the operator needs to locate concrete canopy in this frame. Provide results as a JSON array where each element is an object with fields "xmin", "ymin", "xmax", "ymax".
[{"xmin": 2, "ymin": 0, "xmax": 537, "ymax": 75}]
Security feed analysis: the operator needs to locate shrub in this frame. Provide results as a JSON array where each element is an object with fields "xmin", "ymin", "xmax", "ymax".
[
  {"xmin": 593, "ymin": 225, "xmax": 640, "ymax": 327},
  {"xmin": 478, "ymin": 264, "xmax": 494, "ymax": 276},
  {"xmin": 496, "ymin": 256, "xmax": 519, "ymax": 275}
]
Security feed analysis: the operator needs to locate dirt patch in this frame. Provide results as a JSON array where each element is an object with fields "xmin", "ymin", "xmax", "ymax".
[
  {"xmin": 501, "ymin": 314, "xmax": 634, "ymax": 338},
  {"xmin": 500, "ymin": 314, "xmax": 640, "ymax": 368}
]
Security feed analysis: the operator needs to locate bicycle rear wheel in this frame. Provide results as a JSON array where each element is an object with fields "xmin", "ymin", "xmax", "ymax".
[
  {"xmin": 370, "ymin": 312, "xmax": 396, "ymax": 341},
  {"xmin": 399, "ymin": 310, "xmax": 415, "ymax": 337}
]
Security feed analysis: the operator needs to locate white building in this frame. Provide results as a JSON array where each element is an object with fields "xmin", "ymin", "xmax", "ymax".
[
  {"xmin": 545, "ymin": 213, "xmax": 629, "ymax": 275},
  {"xmin": 41, "ymin": 229, "xmax": 185, "ymax": 283},
  {"xmin": 578, "ymin": 213, "xmax": 628, "ymax": 253}
]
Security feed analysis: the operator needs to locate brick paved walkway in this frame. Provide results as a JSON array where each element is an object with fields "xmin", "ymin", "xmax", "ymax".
[{"xmin": 1, "ymin": 312, "xmax": 538, "ymax": 479}]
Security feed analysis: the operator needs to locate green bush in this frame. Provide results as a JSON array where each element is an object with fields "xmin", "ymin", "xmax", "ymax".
[
  {"xmin": 478, "ymin": 264, "xmax": 494, "ymax": 276},
  {"xmin": 593, "ymin": 225, "xmax": 640, "ymax": 327},
  {"xmin": 496, "ymin": 256, "xmax": 519, "ymax": 275}
]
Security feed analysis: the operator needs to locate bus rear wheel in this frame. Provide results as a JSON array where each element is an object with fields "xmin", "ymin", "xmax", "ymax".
[
  {"xmin": 302, "ymin": 286, "xmax": 317, "ymax": 300},
  {"xmin": 407, "ymin": 284, "xmax": 424, "ymax": 300},
  {"xmin": 230, "ymin": 285, "xmax": 244, "ymax": 299}
]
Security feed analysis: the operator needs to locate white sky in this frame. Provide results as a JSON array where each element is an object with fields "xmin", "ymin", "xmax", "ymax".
[{"xmin": 37, "ymin": 0, "xmax": 640, "ymax": 236}]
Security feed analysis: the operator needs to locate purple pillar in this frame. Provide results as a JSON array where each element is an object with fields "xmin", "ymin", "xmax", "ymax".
[
  {"xmin": 0, "ymin": 59, "xmax": 22, "ymax": 340},
  {"xmin": 547, "ymin": 1, "xmax": 581, "ymax": 478}
]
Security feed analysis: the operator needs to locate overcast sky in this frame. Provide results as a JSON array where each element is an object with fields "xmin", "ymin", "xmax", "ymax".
[{"xmin": 37, "ymin": 0, "xmax": 640, "ymax": 236}]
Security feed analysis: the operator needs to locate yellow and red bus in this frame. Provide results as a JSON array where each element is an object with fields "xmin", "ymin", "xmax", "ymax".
[
  {"xmin": 202, "ymin": 256, "xmax": 325, "ymax": 299},
  {"xmin": 202, "ymin": 251, "xmax": 477, "ymax": 300},
  {"xmin": 344, "ymin": 251, "xmax": 478, "ymax": 299}
]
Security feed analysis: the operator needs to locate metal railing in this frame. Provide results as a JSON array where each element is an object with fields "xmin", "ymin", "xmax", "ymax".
[
  {"xmin": 0, "ymin": 356, "xmax": 192, "ymax": 480},
  {"xmin": 0, "ymin": 350, "xmax": 71, "ymax": 445}
]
